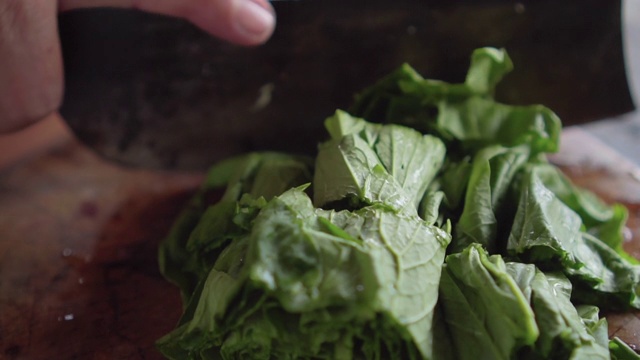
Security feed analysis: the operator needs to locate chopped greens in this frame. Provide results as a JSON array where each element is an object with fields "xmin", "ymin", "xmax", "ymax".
[{"xmin": 158, "ymin": 48, "xmax": 640, "ymax": 359}]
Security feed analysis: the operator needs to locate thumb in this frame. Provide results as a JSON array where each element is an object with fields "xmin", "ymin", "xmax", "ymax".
[{"xmin": 59, "ymin": 0, "xmax": 276, "ymax": 46}]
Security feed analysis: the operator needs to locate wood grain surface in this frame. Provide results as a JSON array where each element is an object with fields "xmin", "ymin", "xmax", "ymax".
[
  {"xmin": 0, "ymin": 133, "xmax": 203, "ymax": 360},
  {"xmin": 0, "ymin": 127, "xmax": 639, "ymax": 359}
]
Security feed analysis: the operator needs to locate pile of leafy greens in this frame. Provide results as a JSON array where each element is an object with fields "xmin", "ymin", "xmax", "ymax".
[{"xmin": 157, "ymin": 48, "xmax": 640, "ymax": 360}]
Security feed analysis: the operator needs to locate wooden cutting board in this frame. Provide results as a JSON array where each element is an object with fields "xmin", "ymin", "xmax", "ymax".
[{"xmin": 0, "ymin": 124, "xmax": 639, "ymax": 359}]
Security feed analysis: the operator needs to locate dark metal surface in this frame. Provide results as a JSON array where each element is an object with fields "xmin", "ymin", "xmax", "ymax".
[{"xmin": 59, "ymin": 0, "xmax": 633, "ymax": 170}]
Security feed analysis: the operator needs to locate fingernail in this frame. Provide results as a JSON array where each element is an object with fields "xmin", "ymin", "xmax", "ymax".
[{"xmin": 235, "ymin": 0, "xmax": 275, "ymax": 40}]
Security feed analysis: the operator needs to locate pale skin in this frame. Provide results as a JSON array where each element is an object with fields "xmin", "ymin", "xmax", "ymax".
[{"xmin": 0, "ymin": 0, "xmax": 276, "ymax": 133}]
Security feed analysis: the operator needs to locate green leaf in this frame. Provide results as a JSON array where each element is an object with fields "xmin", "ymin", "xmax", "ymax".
[
  {"xmin": 577, "ymin": 305, "xmax": 609, "ymax": 349},
  {"xmin": 350, "ymin": 64, "xmax": 424, "ymax": 123},
  {"xmin": 314, "ymin": 111, "xmax": 446, "ymax": 216},
  {"xmin": 568, "ymin": 233, "xmax": 640, "ymax": 310},
  {"xmin": 438, "ymin": 158, "xmax": 473, "ymax": 210},
  {"xmin": 374, "ymin": 125, "xmax": 446, "ymax": 206},
  {"xmin": 158, "ymin": 193, "xmax": 212, "ymax": 305},
  {"xmin": 215, "ymin": 152, "xmax": 313, "ymax": 202},
  {"xmin": 439, "ymin": 244, "xmax": 539, "ymax": 360},
  {"xmin": 506, "ymin": 266, "xmax": 609, "ymax": 359},
  {"xmin": 314, "ymin": 133, "xmax": 412, "ymax": 212},
  {"xmin": 418, "ymin": 189, "xmax": 445, "ymax": 226},
  {"xmin": 453, "ymin": 145, "xmax": 529, "ymax": 253},
  {"xmin": 349, "ymin": 47, "xmax": 560, "ymax": 157},
  {"xmin": 330, "ymin": 207, "xmax": 451, "ymax": 359},
  {"xmin": 610, "ymin": 337, "xmax": 640, "ymax": 360},
  {"xmin": 248, "ymin": 189, "xmax": 379, "ymax": 313},
  {"xmin": 533, "ymin": 163, "xmax": 634, "ymax": 264},
  {"xmin": 160, "ymin": 186, "xmax": 451, "ymax": 359},
  {"xmin": 508, "ymin": 167, "xmax": 640, "ymax": 310},
  {"xmin": 158, "ymin": 153, "xmax": 313, "ymax": 306},
  {"xmin": 464, "ymin": 47, "xmax": 514, "ymax": 95},
  {"xmin": 507, "ymin": 166, "xmax": 585, "ymax": 268},
  {"xmin": 435, "ymin": 97, "xmax": 561, "ymax": 155}
]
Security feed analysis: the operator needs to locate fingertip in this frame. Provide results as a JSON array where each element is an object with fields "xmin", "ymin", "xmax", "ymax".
[
  {"xmin": 233, "ymin": 0, "xmax": 275, "ymax": 45},
  {"xmin": 190, "ymin": 0, "xmax": 275, "ymax": 46}
]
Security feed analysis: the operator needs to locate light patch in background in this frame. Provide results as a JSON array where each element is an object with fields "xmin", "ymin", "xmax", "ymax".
[{"xmin": 582, "ymin": 1, "xmax": 640, "ymax": 166}]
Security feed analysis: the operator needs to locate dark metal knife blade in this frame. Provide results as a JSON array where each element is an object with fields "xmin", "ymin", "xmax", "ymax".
[{"xmin": 58, "ymin": 0, "xmax": 633, "ymax": 170}]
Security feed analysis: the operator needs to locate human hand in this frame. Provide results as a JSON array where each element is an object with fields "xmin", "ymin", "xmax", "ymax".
[{"xmin": 0, "ymin": 0, "xmax": 276, "ymax": 133}]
